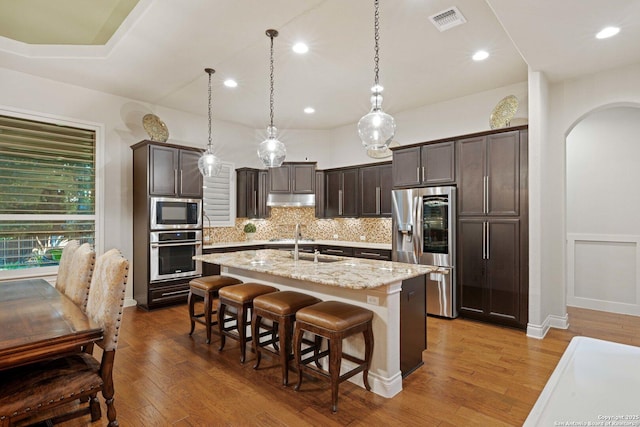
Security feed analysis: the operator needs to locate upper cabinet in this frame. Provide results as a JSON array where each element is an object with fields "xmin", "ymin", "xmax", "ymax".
[
  {"xmin": 148, "ymin": 144, "xmax": 203, "ymax": 198},
  {"xmin": 392, "ymin": 141, "xmax": 455, "ymax": 188},
  {"xmin": 315, "ymin": 170, "xmax": 325, "ymax": 219},
  {"xmin": 325, "ymin": 168, "xmax": 358, "ymax": 217},
  {"xmin": 237, "ymin": 168, "xmax": 261, "ymax": 219},
  {"xmin": 457, "ymin": 131, "xmax": 522, "ymax": 217},
  {"xmin": 268, "ymin": 162, "xmax": 316, "ymax": 194},
  {"xmin": 359, "ymin": 163, "xmax": 392, "ymax": 217}
]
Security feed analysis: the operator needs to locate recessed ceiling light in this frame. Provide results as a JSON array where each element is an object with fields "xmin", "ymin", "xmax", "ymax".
[
  {"xmin": 472, "ymin": 50, "xmax": 489, "ymax": 61},
  {"xmin": 292, "ymin": 42, "xmax": 309, "ymax": 54},
  {"xmin": 596, "ymin": 26, "xmax": 620, "ymax": 39},
  {"xmin": 223, "ymin": 79, "xmax": 238, "ymax": 88},
  {"xmin": 304, "ymin": 107, "xmax": 315, "ymax": 114}
]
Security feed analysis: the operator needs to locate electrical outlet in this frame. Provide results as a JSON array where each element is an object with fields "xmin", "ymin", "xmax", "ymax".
[
  {"xmin": 367, "ymin": 295, "xmax": 379, "ymax": 305},
  {"xmin": 360, "ymin": 235, "xmax": 366, "ymax": 241},
  {"xmin": 333, "ymin": 234, "xmax": 339, "ymax": 239}
]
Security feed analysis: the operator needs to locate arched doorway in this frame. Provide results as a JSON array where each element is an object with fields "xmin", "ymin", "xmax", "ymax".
[{"xmin": 565, "ymin": 105, "xmax": 640, "ymax": 316}]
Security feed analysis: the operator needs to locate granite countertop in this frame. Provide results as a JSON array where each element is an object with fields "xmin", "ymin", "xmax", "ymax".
[
  {"xmin": 194, "ymin": 249, "xmax": 435, "ymax": 290},
  {"xmin": 203, "ymin": 239, "xmax": 392, "ymax": 250}
]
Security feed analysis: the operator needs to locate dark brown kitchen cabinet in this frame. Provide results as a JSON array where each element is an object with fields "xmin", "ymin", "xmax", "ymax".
[
  {"xmin": 457, "ymin": 131, "xmax": 521, "ymax": 217},
  {"xmin": 456, "ymin": 127, "xmax": 528, "ymax": 329},
  {"xmin": 269, "ymin": 162, "xmax": 316, "ymax": 194},
  {"xmin": 400, "ymin": 274, "xmax": 426, "ymax": 377},
  {"xmin": 359, "ymin": 162, "xmax": 392, "ymax": 217},
  {"xmin": 325, "ymin": 168, "xmax": 358, "ymax": 217},
  {"xmin": 258, "ymin": 170, "xmax": 270, "ymax": 218},
  {"xmin": 458, "ymin": 218, "xmax": 526, "ymax": 329},
  {"xmin": 392, "ymin": 141, "xmax": 455, "ymax": 188},
  {"xmin": 148, "ymin": 143, "xmax": 203, "ymax": 198},
  {"xmin": 353, "ymin": 248, "xmax": 391, "ymax": 261},
  {"xmin": 315, "ymin": 170, "xmax": 325, "ymax": 218},
  {"xmin": 319, "ymin": 246, "xmax": 354, "ymax": 257},
  {"xmin": 236, "ymin": 168, "xmax": 262, "ymax": 218}
]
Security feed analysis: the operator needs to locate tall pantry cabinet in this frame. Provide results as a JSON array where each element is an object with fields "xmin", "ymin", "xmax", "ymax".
[{"xmin": 456, "ymin": 128, "xmax": 528, "ymax": 329}]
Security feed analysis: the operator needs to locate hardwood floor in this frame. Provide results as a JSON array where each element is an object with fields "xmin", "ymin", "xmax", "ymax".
[{"xmin": 52, "ymin": 304, "xmax": 640, "ymax": 426}]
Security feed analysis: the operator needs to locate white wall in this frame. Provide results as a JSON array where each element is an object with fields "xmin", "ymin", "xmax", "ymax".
[
  {"xmin": 527, "ymin": 62, "xmax": 640, "ymax": 335},
  {"xmin": 566, "ymin": 107, "xmax": 640, "ymax": 316}
]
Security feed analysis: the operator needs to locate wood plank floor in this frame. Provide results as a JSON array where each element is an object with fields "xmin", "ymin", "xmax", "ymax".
[{"xmin": 52, "ymin": 304, "xmax": 640, "ymax": 426}]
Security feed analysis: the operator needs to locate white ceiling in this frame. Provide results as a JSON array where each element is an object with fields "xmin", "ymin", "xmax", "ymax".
[{"xmin": 1, "ymin": 0, "xmax": 639, "ymax": 130}]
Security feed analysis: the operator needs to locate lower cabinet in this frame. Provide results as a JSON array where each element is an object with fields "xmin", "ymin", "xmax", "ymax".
[
  {"xmin": 135, "ymin": 278, "xmax": 192, "ymax": 310},
  {"xmin": 457, "ymin": 218, "xmax": 527, "ymax": 329},
  {"xmin": 353, "ymin": 248, "xmax": 391, "ymax": 261},
  {"xmin": 400, "ymin": 274, "xmax": 426, "ymax": 377},
  {"xmin": 319, "ymin": 246, "xmax": 354, "ymax": 257}
]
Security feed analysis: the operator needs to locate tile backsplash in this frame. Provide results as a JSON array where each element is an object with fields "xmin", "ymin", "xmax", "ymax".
[{"xmin": 206, "ymin": 207, "xmax": 391, "ymax": 243}]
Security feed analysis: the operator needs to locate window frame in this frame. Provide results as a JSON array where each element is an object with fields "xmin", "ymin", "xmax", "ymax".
[{"xmin": 0, "ymin": 105, "xmax": 104, "ymax": 280}]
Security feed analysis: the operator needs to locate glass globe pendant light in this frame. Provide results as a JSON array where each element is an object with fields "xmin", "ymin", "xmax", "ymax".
[
  {"xmin": 198, "ymin": 68, "xmax": 223, "ymax": 177},
  {"xmin": 257, "ymin": 29, "xmax": 286, "ymax": 168},
  {"xmin": 357, "ymin": 0, "xmax": 396, "ymax": 150}
]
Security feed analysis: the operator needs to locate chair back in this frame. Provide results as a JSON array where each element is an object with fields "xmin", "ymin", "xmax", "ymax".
[
  {"xmin": 63, "ymin": 243, "xmax": 96, "ymax": 312},
  {"xmin": 56, "ymin": 240, "xmax": 80, "ymax": 293},
  {"xmin": 85, "ymin": 248, "xmax": 129, "ymax": 352}
]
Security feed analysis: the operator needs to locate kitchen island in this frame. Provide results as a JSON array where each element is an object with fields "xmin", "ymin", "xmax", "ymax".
[{"xmin": 194, "ymin": 249, "xmax": 436, "ymax": 398}]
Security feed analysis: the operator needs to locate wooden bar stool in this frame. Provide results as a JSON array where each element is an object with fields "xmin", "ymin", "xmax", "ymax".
[
  {"xmin": 252, "ymin": 291, "xmax": 322, "ymax": 385},
  {"xmin": 293, "ymin": 301, "xmax": 374, "ymax": 413},
  {"xmin": 218, "ymin": 283, "xmax": 279, "ymax": 363},
  {"xmin": 188, "ymin": 275, "xmax": 242, "ymax": 344}
]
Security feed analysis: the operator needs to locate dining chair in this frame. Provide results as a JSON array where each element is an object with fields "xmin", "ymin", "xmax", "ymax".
[
  {"xmin": 62, "ymin": 242, "xmax": 95, "ymax": 312},
  {"xmin": 55, "ymin": 239, "xmax": 80, "ymax": 294},
  {"xmin": 0, "ymin": 248, "xmax": 129, "ymax": 427}
]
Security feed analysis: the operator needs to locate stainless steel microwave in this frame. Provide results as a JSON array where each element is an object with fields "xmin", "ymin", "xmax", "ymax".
[{"xmin": 150, "ymin": 197, "xmax": 202, "ymax": 230}]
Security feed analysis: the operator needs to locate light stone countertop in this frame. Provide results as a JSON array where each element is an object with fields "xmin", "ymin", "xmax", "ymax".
[
  {"xmin": 194, "ymin": 249, "xmax": 435, "ymax": 290},
  {"xmin": 203, "ymin": 239, "xmax": 391, "ymax": 250}
]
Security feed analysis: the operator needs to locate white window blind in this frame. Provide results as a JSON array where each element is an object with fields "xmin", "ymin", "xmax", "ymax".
[
  {"xmin": 203, "ymin": 161, "xmax": 235, "ymax": 227},
  {"xmin": 0, "ymin": 114, "xmax": 96, "ymax": 271}
]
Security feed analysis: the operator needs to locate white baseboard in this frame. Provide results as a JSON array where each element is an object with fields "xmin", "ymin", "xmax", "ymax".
[
  {"xmin": 526, "ymin": 313, "xmax": 569, "ymax": 339},
  {"xmin": 124, "ymin": 297, "xmax": 137, "ymax": 308}
]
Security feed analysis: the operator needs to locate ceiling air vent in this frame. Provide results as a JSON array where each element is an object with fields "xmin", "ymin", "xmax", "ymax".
[{"xmin": 429, "ymin": 6, "xmax": 467, "ymax": 32}]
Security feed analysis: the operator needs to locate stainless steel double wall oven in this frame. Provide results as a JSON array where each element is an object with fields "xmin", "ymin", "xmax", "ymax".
[{"xmin": 149, "ymin": 197, "xmax": 202, "ymax": 282}]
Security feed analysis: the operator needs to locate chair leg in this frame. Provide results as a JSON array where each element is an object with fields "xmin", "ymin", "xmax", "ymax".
[
  {"xmin": 329, "ymin": 335, "xmax": 342, "ymax": 413},
  {"xmin": 101, "ymin": 352, "xmax": 118, "ymax": 426},
  {"xmin": 218, "ymin": 301, "xmax": 227, "ymax": 351},
  {"xmin": 252, "ymin": 311, "xmax": 262, "ymax": 369},
  {"xmin": 88, "ymin": 393, "xmax": 101, "ymax": 421},
  {"xmin": 293, "ymin": 326, "xmax": 305, "ymax": 391},
  {"xmin": 363, "ymin": 323, "xmax": 374, "ymax": 391},
  {"xmin": 280, "ymin": 317, "xmax": 291, "ymax": 386},
  {"xmin": 188, "ymin": 291, "xmax": 196, "ymax": 335},
  {"xmin": 204, "ymin": 292, "xmax": 212, "ymax": 344},
  {"xmin": 238, "ymin": 304, "xmax": 247, "ymax": 363}
]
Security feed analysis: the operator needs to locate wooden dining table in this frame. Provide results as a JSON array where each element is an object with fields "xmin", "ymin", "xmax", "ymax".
[{"xmin": 0, "ymin": 278, "xmax": 103, "ymax": 371}]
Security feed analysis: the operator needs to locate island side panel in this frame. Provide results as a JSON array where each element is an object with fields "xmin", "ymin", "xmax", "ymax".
[{"xmin": 223, "ymin": 265, "xmax": 404, "ymax": 398}]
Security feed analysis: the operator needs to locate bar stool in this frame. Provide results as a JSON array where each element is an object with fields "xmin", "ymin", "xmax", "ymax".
[
  {"xmin": 218, "ymin": 283, "xmax": 279, "ymax": 363},
  {"xmin": 252, "ymin": 291, "xmax": 322, "ymax": 385},
  {"xmin": 293, "ymin": 300, "xmax": 374, "ymax": 413},
  {"xmin": 188, "ymin": 275, "xmax": 242, "ymax": 344}
]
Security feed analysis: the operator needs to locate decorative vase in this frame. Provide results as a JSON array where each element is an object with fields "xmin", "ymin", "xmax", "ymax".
[{"xmin": 245, "ymin": 232, "xmax": 255, "ymax": 241}]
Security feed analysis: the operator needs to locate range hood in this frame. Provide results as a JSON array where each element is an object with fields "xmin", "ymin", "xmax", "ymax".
[{"xmin": 267, "ymin": 193, "xmax": 315, "ymax": 207}]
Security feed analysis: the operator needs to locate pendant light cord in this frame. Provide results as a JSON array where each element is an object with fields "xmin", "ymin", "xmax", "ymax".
[
  {"xmin": 207, "ymin": 71, "xmax": 213, "ymax": 149},
  {"xmin": 373, "ymin": 0, "xmax": 380, "ymax": 88},
  {"xmin": 269, "ymin": 32, "xmax": 276, "ymax": 128}
]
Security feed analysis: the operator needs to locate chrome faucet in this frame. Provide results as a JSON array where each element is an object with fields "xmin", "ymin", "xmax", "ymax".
[{"xmin": 293, "ymin": 223, "xmax": 301, "ymax": 261}]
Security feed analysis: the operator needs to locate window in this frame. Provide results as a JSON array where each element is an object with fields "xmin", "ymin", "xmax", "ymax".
[
  {"xmin": 202, "ymin": 161, "xmax": 235, "ymax": 227},
  {"xmin": 0, "ymin": 113, "xmax": 97, "ymax": 274}
]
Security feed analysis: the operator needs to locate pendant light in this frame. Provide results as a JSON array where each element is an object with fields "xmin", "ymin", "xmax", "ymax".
[
  {"xmin": 357, "ymin": 0, "xmax": 396, "ymax": 150},
  {"xmin": 257, "ymin": 29, "xmax": 286, "ymax": 168},
  {"xmin": 198, "ymin": 68, "xmax": 223, "ymax": 177}
]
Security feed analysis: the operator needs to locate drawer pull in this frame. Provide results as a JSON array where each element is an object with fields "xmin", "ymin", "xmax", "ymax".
[
  {"xmin": 325, "ymin": 249, "xmax": 343, "ymax": 254},
  {"xmin": 162, "ymin": 289, "xmax": 190, "ymax": 297}
]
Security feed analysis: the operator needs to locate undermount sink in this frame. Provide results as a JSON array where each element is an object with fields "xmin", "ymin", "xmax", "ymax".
[{"xmin": 290, "ymin": 253, "xmax": 342, "ymax": 263}]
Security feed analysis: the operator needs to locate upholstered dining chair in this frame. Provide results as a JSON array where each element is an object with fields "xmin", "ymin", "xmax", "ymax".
[
  {"xmin": 0, "ymin": 248, "xmax": 129, "ymax": 427},
  {"xmin": 62, "ymin": 242, "xmax": 95, "ymax": 312},
  {"xmin": 55, "ymin": 239, "xmax": 80, "ymax": 294}
]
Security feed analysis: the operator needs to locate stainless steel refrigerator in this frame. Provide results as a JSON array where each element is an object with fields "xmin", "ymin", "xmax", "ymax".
[{"xmin": 392, "ymin": 186, "xmax": 457, "ymax": 318}]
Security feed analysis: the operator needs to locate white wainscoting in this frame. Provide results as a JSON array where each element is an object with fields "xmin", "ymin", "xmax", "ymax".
[{"xmin": 567, "ymin": 234, "xmax": 640, "ymax": 316}]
